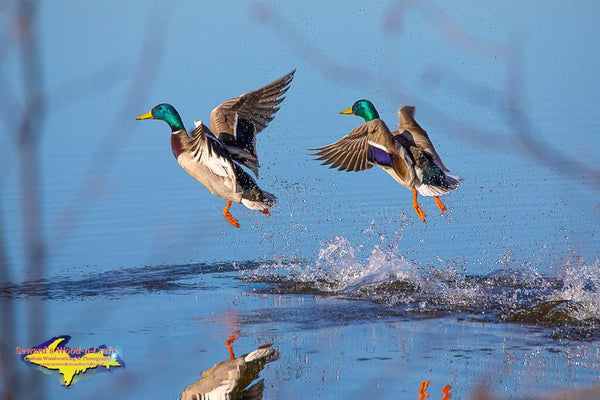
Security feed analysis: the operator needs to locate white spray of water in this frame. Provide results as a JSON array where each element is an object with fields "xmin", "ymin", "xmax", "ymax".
[
  {"xmin": 253, "ymin": 232, "xmax": 600, "ymax": 322},
  {"xmin": 549, "ymin": 256, "xmax": 600, "ymax": 321},
  {"xmin": 255, "ymin": 233, "xmax": 487, "ymax": 309}
]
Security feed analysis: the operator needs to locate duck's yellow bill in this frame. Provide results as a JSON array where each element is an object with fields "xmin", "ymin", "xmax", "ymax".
[
  {"xmin": 136, "ymin": 110, "xmax": 153, "ymax": 120},
  {"xmin": 339, "ymin": 107, "xmax": 353, "ymax": 115}
]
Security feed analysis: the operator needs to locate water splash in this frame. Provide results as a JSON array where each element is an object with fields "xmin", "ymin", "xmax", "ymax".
[
  {"xmin": 548, "ymin": 255, "xmax": 600, "ymax": 321},
  {"xmin": 248, "ymin": 233, "xmax": 417, "ymax": 294},
  {"xmin": 2, "ymin": 233, "xmax": 598, "ymax": 340},
  {"xmin": 248, "ymin": 235, "xmax": 600, "ymax": 339}
]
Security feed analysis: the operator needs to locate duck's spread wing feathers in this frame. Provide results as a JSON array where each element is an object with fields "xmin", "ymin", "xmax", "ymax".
[
  {"xmin": 188, "ymin": 121, "xmax": 236, "ymax": 179},
  {"xmin": 209, "ymin": 70, "xmax": 295, "ymax": 176},
  {"xmin": 311, "ymin": 123, "xmax": 373, "ymax": 172},
  {"xmin": 209, "ymin": 70, "xmax": 295, "ymax": 136},
  {"xmin": 312, "ymin": 120, "xmax": 399, "ymax": 172},
  {"xmin": 397, "ymin": 105, "xmax": 449, "ymax": 172}
]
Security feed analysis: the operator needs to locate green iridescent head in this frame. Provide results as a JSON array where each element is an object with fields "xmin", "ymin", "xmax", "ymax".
[
  {"xmin": 136, "ymin": 103, "xmax": 185, "ymax": 132},
  {"xmin": 340, "ymin": 99, "xmax": 380, "ymax": 122}
]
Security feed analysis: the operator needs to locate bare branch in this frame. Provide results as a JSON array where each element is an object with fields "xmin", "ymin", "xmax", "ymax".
[
  {"xmin": 0, "ymin": 209, "xmax": 17, "ymax": 400},
  {"xmin": 13, "ymin": 0, "xmax": 46, "ymax": 398},
  {"xmin": 504, "ymin": 41, "xmax": 600, "ymax": 187}
]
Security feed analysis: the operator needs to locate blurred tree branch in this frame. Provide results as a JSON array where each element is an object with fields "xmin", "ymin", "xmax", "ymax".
[
  {"xmin": 0, "ymin": 0, "xmax": 168, "ymax": 398},
  {"xmin": 0, "ymin": 209, "xmax": 17, "ymax": 400},
  {"xmin": 0, "ymin": 0, "xmax": 47, "ymax": 398},
  {"xmin": 16, "ymin": 0, "xmax": 46, "ymax": 398},
  {"xmin": 384, "ymin": 0, "xmax": 509, "ymax": 59}
]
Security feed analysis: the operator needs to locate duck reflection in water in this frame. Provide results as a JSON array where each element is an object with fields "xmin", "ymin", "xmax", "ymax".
[{"xmin": 181, "ymin": 331, "xmax": 279, "ymax": 400}]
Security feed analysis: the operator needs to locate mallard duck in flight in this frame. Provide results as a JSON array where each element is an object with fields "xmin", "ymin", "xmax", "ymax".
[
  {"xmin": 136, "ymin": 70, "xmax": 295, "ymax": 228},
  {"xmin": 312, "ymin": 99, "xmax": 459, "ymax": 223}
]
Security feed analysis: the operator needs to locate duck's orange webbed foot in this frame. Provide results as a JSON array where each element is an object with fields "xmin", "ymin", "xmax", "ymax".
[
  {"xmin": 441, "ymin": 385, "xmax": 452, "ymax": 400},
  {"xmin": 412, "ymin": 188, "xmax": 427, "ymax": 223},
  {"xmin": 433, "ymin": 196, "xmax": 447, "ymax": 213},
  {"xmin": 418, "ymin": 380, "xmax": 430, "ymax": 400},
  {"xmin": 414, "ymin": 204, "xmax": 427, "ymax": 223},
  {"xmin": 223, "ymin": 201, "xmax": 240, "ymax": 228},
  {"xmin": 260, "ymin": 209, "xmax": 271, "ymax": 217}
]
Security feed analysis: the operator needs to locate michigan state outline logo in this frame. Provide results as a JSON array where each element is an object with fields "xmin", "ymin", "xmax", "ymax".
[{"xmin": 17, "ymin": 335, "xmax": 125, "ymax": 387}]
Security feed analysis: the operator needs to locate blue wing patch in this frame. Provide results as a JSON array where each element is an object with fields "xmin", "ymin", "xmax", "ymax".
[{"xmin": 368, "ymin": 145, "xmax": 393, "ymax": 167}]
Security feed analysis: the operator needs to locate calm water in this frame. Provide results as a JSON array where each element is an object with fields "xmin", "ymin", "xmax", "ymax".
[{"xmin": 2, "ymin": 1, "xmax": 599, "ymax": 399}]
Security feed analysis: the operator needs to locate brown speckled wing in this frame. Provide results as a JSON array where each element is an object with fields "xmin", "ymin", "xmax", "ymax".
[
  {"xmin": 311, "ymin": 123, "xmax": 378, "ymax": 172},
  {"xmin": 208, "ymin": 70, "xmax": 295, "ymax": 176}
]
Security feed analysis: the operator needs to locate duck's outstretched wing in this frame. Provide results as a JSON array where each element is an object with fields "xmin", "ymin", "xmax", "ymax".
[
  {"xmin": 311, "ymin": 119, "xmax": 404, "ymax": 172},
  {"xmin": 209, "ymin": 70, "xmax": 296, "ymax": 176},
  {"xmin": 311, "ymin": 123, "xmax": 374, "ymax": 172},
  {"xmin": 396, "ymin": 105, "xmax": 449, "ymax": 172}
]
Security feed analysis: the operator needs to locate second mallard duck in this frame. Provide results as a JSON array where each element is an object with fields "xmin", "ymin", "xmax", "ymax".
[
  {"xmin": 137, "ymin": 70, "xmax": 295, "ymax": 228},
  {"xmin": 312, "ymin": 99, "xmax": 460, "ymax": 223}
]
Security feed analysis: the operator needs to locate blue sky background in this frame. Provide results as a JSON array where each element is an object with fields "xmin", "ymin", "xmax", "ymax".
[{"xmin": 2, "ymin": 0, "xmax": 599, "ymax": 278}]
